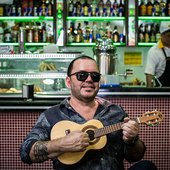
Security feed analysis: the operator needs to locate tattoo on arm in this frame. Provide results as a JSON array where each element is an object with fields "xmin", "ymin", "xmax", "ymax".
[{"xmin": 34, "ymin": 141, "xmax": 49, "ymax": 162}]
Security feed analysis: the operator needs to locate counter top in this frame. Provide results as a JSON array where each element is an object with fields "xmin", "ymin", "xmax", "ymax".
[{"xmin": 0, "ymin": 87, "xmax": 170, "ymax": 110}]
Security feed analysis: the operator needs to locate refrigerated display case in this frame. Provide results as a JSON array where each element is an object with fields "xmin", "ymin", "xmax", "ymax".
[{"xmin": 0, "ymin": 53, "xmax": 81, "ymax": 96}]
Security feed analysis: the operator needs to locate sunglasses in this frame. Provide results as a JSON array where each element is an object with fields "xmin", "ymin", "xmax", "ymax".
[{"xmin": 69, "ymin": 71, "xmax": 101, "ymax": 82}]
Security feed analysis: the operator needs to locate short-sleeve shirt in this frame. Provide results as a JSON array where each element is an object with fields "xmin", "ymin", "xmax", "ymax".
[{"xmin": 145, "ymin": 39, "xmax": 170, "ymax": 78}]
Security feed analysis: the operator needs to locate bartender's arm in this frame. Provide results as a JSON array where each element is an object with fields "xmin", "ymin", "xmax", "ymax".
[{"xmin": 146, "ymin": 73, "xmax": 154, "ymax": 87}]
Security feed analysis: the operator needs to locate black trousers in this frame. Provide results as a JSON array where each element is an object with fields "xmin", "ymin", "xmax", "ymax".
[{"xmin": 128, "ymin": 160, "xmax": 157, "ymax": 170}]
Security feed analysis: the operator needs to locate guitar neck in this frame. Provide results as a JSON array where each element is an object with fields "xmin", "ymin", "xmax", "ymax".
[{"xmin": 94, "ymin": 118, "xmax": 139, "ymax": 138}]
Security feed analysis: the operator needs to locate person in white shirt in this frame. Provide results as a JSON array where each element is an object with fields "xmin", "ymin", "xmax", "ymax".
[{"xmin": 145, "ymin": 21, "xmax": 170, "ymax": 87}]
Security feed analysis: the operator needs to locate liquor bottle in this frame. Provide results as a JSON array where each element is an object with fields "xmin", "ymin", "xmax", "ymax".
[
  {"xmin": 119, "ymin": 0, "xmax": 125, "ymax": 16},
  {"xmin": 155, "ymin": 23, "xmax": 161, "ymax": 41},
  {"xmin": 68, "ymin": 22, "xmax": 76, "ymax": 43},
  {"xmin": 99, "ymin": 23, "xmax": 104, "ymax": 38},
  {"xmin": 39, "ymin": 0, "xmax": 46, "ymax": 16},
  {"xmin": 92, "ymin": 22, "xmax": 97, "ymax": 42},
  {"xmin": 0, "ymin": 5, "xmax": 4, "ymax": 16},
  {"xmin": 75, "ymin": 0, "xmax": 82, "ymax": 16},
  {"xmin": 166, "ymin": 0, "xmax": 170, "ymax": 16},
  {"xmin": 40, "ymin": 22, "xmax": 47, "ymax": 42},
  {"xmin": 68, "ymin": 0, "xmax": 74, "ymax": 16},
  {"xmin": 160, "ymin": 0, "xmax": 166, "ymax": 16},
  {"xmin": 106, "ymin": 22, "xmax": 112, "ymax": 39},
  {"xmin": 91, "ymin": 0, "xmax": 97, "ymax": 16},
  {"xmin": 4, "ymin": 26, "xmax": 12, "ymax": 43},
  {"xmin": 153, "ymin": 0, "xmax": 160, "ymax": 16},
  {"xmin": 146, "ymin": 0, "xmax": 153, "ymax": 16},
  {"xmin": 46, "ymin": 0, "xmax": 53, "ymax": 16},
  {"xmin": 105, "ymin": 0, "xmax": 111, "ymax": 16},
  {"xmin": 139, "ymin": 0, "xmax": 146, "ymax": 16},
  {"xmin": 75, "ymin": 23, "xmax": 83, "ymax": 43},
  {"xmin": 144, "ymin": 24, "xmax": 150, "ymax": 42},
  {"xmin": 112, "ymin": 26, "xmax": 119, "ymax": 42},
  {"xmin": 138, "ymin": 24, "xmax": 144, "ymax": 42},
  {"xmin": 113, "ymin": 0, "xmax": 119, "ymax": 16},
  {"xmin": 11, "ymin": 23, "xmax": 19, "ymax": 42},
  {"xmin": 83, "ymin": 0, "xmax": 90, "ymax": 16},
  {"xmin": 33, "ymin": 0, "xmax": 40, "ymax": 16},
  {"xmin": 150, "ymin": 23, "xmax": 156, "ymax": 42},
  {"xmin": 84, "ymin": 21, "xmax": 90, "ymax": 42},
  {"xmin": 0, "ymin": 22, "xmax": 4, "ymax": 42},
  {"xmin": 97, "ymin": 0, "xmax": 104, "ymax": 16}
]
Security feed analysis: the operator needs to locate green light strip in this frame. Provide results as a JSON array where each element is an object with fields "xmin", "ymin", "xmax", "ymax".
[
  {"xmin": 67, "ymin": 16, "xmax": 125, "ymax": 21},
  {"xmin": 138, "ymin": 42, "xmax": 156, "ymax": 46},
  {"xmin": 0, "ymin": 16, "xmax": 53, "ymax": 21},
  {"xmin": 67, "ymin": 42, "xmax": 125, "ymax": 46},
  {"xmin": 25, "ymin": 43, "xmax": 50, "ymax": 46},
  {"xmin": 138, "ymin": 16, "xmax": 170, "ymax": 21},
  {"xmin": 0, "ymin": 43, "xmax": 50, "ymax": 46}
]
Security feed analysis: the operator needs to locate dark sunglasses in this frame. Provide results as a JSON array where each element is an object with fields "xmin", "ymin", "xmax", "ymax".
[{"xmin": 69, "ymin": 71, "xmax": 101, "ymax": 82}]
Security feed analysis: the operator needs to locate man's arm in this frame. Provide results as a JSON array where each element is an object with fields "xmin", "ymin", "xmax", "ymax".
[
  {"xmin": 124, "ymin": 138, "xmax": 146, "ymax": 162},
  {"xmin": 122, "ymin": 118, "xmax": 146, "ymax": 162},
  {"xmin": 146, "ymin": 73, "xmax": 154, "ymax": 87},
  {"xmin": 29, "ymin": 131, "xmax": 90, "ymax": 163}
]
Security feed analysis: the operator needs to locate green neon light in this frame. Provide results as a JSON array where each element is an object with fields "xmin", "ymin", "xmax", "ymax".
[
  {"xmin": 67, "ymin": 42, "xmax": 125, "ymax": 46},
  {"xmin": 25, "ymin": 43, "xmax": 51, "ymax": 46},
  {"xmin": 67, "ymin": 16, "xmax": 125, "ymax": 21},
  {"xmin": 0, "ymin": 43, "xmax": 50, "ymax": 46},
  {"xmin": 138, "ymin": 42, "xmax": 156, "ymax": 46},
  {"xmin": 138, "ymin": 16, "xmax": 170, "ymax": 21},
  {"xmin": 0, "ymin": 16, "xmax": 53, "ymax": 21}
]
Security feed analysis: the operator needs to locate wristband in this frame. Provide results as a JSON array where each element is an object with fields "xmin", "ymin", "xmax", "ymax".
[{"xmin": 124, "ymin": 135, "xmax": 139, "ymax": 146}]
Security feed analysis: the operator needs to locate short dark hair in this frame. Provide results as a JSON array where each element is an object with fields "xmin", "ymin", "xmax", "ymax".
[{"xmin": 67, "ymin": 55, "xmax": 96, "ymax": 76}]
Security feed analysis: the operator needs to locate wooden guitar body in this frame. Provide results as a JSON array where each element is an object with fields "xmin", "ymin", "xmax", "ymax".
[{"xmin": 51, "ymin": 119, "xmax": 107, "ymax": 165}]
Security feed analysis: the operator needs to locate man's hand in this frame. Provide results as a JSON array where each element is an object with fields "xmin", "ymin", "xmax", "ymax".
[
  {"xmin": 59, "ymin": 131, "xmax": 90, "ymax": 152},
  {"xmin": 121, "ymin": 117, "xmax": 139, "ymax": 144}
]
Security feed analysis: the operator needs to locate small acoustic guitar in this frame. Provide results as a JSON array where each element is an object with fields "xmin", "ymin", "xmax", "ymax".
[{"xmin": 51, "ymin": 110, "xmax": 163, "ymax": 165}]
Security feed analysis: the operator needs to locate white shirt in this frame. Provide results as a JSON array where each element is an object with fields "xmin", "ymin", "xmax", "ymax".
[{"xmin": 145, "ymin": 43, "xmax": 170, "ymax": 78}]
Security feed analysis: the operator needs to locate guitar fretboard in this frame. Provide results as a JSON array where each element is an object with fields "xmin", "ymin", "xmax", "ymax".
[{"xmin": 94, "ymin": 122, "xmax": 123, "ymax": 138}]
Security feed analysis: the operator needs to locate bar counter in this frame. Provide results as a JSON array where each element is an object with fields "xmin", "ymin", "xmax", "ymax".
[{"xmin": 0, "ymin": 87, "xmax": 169, "ymax": 170}]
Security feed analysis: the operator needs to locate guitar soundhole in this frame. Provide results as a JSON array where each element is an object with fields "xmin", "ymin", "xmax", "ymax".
[{"xmin": 86, "ymin": 130, "xmax": 95, "ymax": 141}]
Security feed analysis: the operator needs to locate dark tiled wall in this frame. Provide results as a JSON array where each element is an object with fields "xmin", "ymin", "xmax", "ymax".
[{"xmin": 0, "ymin": 96, "xmax": 169, "ymax": 170}]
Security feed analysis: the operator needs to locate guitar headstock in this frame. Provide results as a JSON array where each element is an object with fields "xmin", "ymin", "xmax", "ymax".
[{"xmin": 138, "ymin": 110, "xmax": 163, "ymax": 126}]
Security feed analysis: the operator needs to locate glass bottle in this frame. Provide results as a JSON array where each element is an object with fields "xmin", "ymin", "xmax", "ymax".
[
  {"xmin": 91, "ymin": 0, "xmax": 97, "ymax": 16},
  {"xmin": 68, "ymin": 22, "xmax": 76, "ymax": 43},
  {"xmin": 119, "ymin": 0, "xmax": 125, "ymax": 16},
  {"xmin": 139, "ymin": 0, "xmax": 147, "ymax": 16},
  {"xmin": 0, "ymin": 22, "xmax": 4, "ymax": 42},
  {"xmin": 46, "ymin": 0, "xmax": 53, "ymax": 16},
  {"xmin": 83, "ymin": 0, "xmax": 90, "ymax": 16},
  {"xmin": 75, "ymin": 0, "xmax": 82, "ymax": 16},
  {"xmin": 160, "ymin": 0, "xmax": 166, "ymax": 16},
  {"xmin": 146, "ymin": 0, "xmax": 153, "ymax": 16},
  {"xmin": 4, "ymin": 27, "xmax": 12, "ymax": 43},
  {"xmin": 144, "ymin": 24, "xmax": 150, "ymax": 42},
  {"xmin": 97, "ymin": 0, "xmax": 104, "ymax": 16},
  {"xmin": 153, "ymin": 0, "xmax": 160, "ymax": 16},
  {"xmin": 138, "ymin": 24, "xmax": 144, "ymax": 42},
  {"xmin": 150, "ymin": 23, "xmax": 156, "ymax": 42},
  {"xmin": 106, "ymin": 0, "xmax": 111, "ymax": 16},
  {"xmin": 155, "ymin": 24, "xmax": 161, "ymax": 41},
  {"xmin": 68, "ymin": 0, "xmax": 74, "ymax": 16},
  {"xmin": 76, "ymin": 23, "xmax": 83, "ymax": 43},
  {"xmin": 112, "ymin": 26, "xmax": 119, "ymax": 43},
  {"xmin": 113, "ymin": 0, "xmax": 119, "ymax": 16}
]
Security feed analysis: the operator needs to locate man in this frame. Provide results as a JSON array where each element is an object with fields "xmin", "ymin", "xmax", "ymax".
[
  {"xmin": 20, "ymin": 55, "xmax": 157, "ymax": 170},
  {"xmin": 145, "ymin": 21, "xmax": 170, "ymax": 87}
]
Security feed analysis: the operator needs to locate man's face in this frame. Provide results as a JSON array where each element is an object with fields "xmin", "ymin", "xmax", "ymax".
[
  {"xmin": 66, "ymin": 59, "xmax": 100, "ymax": 102},
  {"xmin": 162, "ymin": 30, "xmax": 170, "ymax": 47}
]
